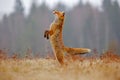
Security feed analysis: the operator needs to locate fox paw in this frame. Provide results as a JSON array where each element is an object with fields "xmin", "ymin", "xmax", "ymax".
[{"xmin": 44, "ymin": 30, "xmax": 49, "ymax": 39}]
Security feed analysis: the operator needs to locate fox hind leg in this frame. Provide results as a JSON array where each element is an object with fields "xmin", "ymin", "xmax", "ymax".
[
  {"xmin": 57, "ymin": 57, "xmax": 64, "ymax": 65},
  {"xmin": 56, "ymin": 53, "xmax": 64, "ymax": 65}
]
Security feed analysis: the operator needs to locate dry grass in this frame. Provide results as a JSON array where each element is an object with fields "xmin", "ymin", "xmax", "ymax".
[{"xmin": 0, "ymin": 50, "xmax": 120, "ymax": 80}]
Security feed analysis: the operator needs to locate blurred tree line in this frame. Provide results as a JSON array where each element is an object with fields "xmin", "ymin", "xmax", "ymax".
[{"xmin": 0, "ymin": 0, "xmax": 120, "ymax": 56}]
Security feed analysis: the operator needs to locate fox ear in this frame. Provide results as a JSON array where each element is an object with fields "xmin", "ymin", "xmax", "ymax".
[{"xmin": 62, "ymin": 11, "xmax": 65, "ymax": 16}]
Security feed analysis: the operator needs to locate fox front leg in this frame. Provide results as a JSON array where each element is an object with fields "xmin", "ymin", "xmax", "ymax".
[{"xmin": 44, "ymin": 30, "xmax": 49, "ymax": 39}]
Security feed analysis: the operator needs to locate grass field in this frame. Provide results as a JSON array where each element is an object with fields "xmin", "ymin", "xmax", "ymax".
[{"xmin": 0, "ymin": 51, "xmax": 120, "ymax": 80}]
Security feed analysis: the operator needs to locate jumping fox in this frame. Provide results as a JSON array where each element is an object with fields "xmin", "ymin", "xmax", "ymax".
[{"xmin": 44, "ymin": 10, "xmax": 91, "ymax": 64}]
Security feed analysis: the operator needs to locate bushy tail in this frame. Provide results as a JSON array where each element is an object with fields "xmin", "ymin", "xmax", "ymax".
[{"xmin": 64, "ymin": 47, "xmax": 91, "ymax": 55}]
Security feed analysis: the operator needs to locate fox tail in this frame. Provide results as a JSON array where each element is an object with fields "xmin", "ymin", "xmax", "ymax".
[{"xmin": 64, "ymin": 47, "xmax": 91, "ymax": 55}]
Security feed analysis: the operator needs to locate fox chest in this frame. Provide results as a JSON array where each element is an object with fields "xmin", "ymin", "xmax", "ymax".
[{"xmin": 50, "ymin": 29, "xmax": 61, "ymax": 48}]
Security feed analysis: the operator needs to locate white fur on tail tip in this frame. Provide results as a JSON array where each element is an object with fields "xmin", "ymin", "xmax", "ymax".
[{"xmin": 87, "ymin": 49, "xmax": 91, "ymax": 52}]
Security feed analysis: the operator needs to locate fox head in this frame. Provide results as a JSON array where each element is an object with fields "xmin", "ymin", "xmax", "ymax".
[{"xmin": 53, "ymin": 10, "xmax": 65, "ymax": 20}]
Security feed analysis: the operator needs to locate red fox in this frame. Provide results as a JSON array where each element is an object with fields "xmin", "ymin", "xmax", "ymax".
[{"xmin": 44, "ymin": 10, "xmax": 91, "ymax": 65}]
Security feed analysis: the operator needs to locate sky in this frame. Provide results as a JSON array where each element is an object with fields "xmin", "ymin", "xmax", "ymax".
[{"xmin": 0, "ymin": 0, "xmax": 119, "ymax": 16}]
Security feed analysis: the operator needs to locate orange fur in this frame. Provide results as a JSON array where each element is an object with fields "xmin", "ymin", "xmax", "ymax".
[{"xmin": 44, "ymin": 10, "xmax": 91, "ymax": 64}]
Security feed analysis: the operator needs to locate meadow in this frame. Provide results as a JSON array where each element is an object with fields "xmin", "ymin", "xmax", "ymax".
[{"xmin": 0, "ymin": 50, "xmax": 120, "ymax": 80}]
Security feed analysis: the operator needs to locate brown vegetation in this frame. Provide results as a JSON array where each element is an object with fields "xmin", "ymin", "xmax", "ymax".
[{"xmin": 0, "ymin": 49, "xmax": 120, "ymax": 80}]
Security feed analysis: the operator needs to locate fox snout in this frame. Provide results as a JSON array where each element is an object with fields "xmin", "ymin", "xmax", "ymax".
[{"xmin": 53, "ymin": 10, "xmax": 58, "ymax": 14}]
